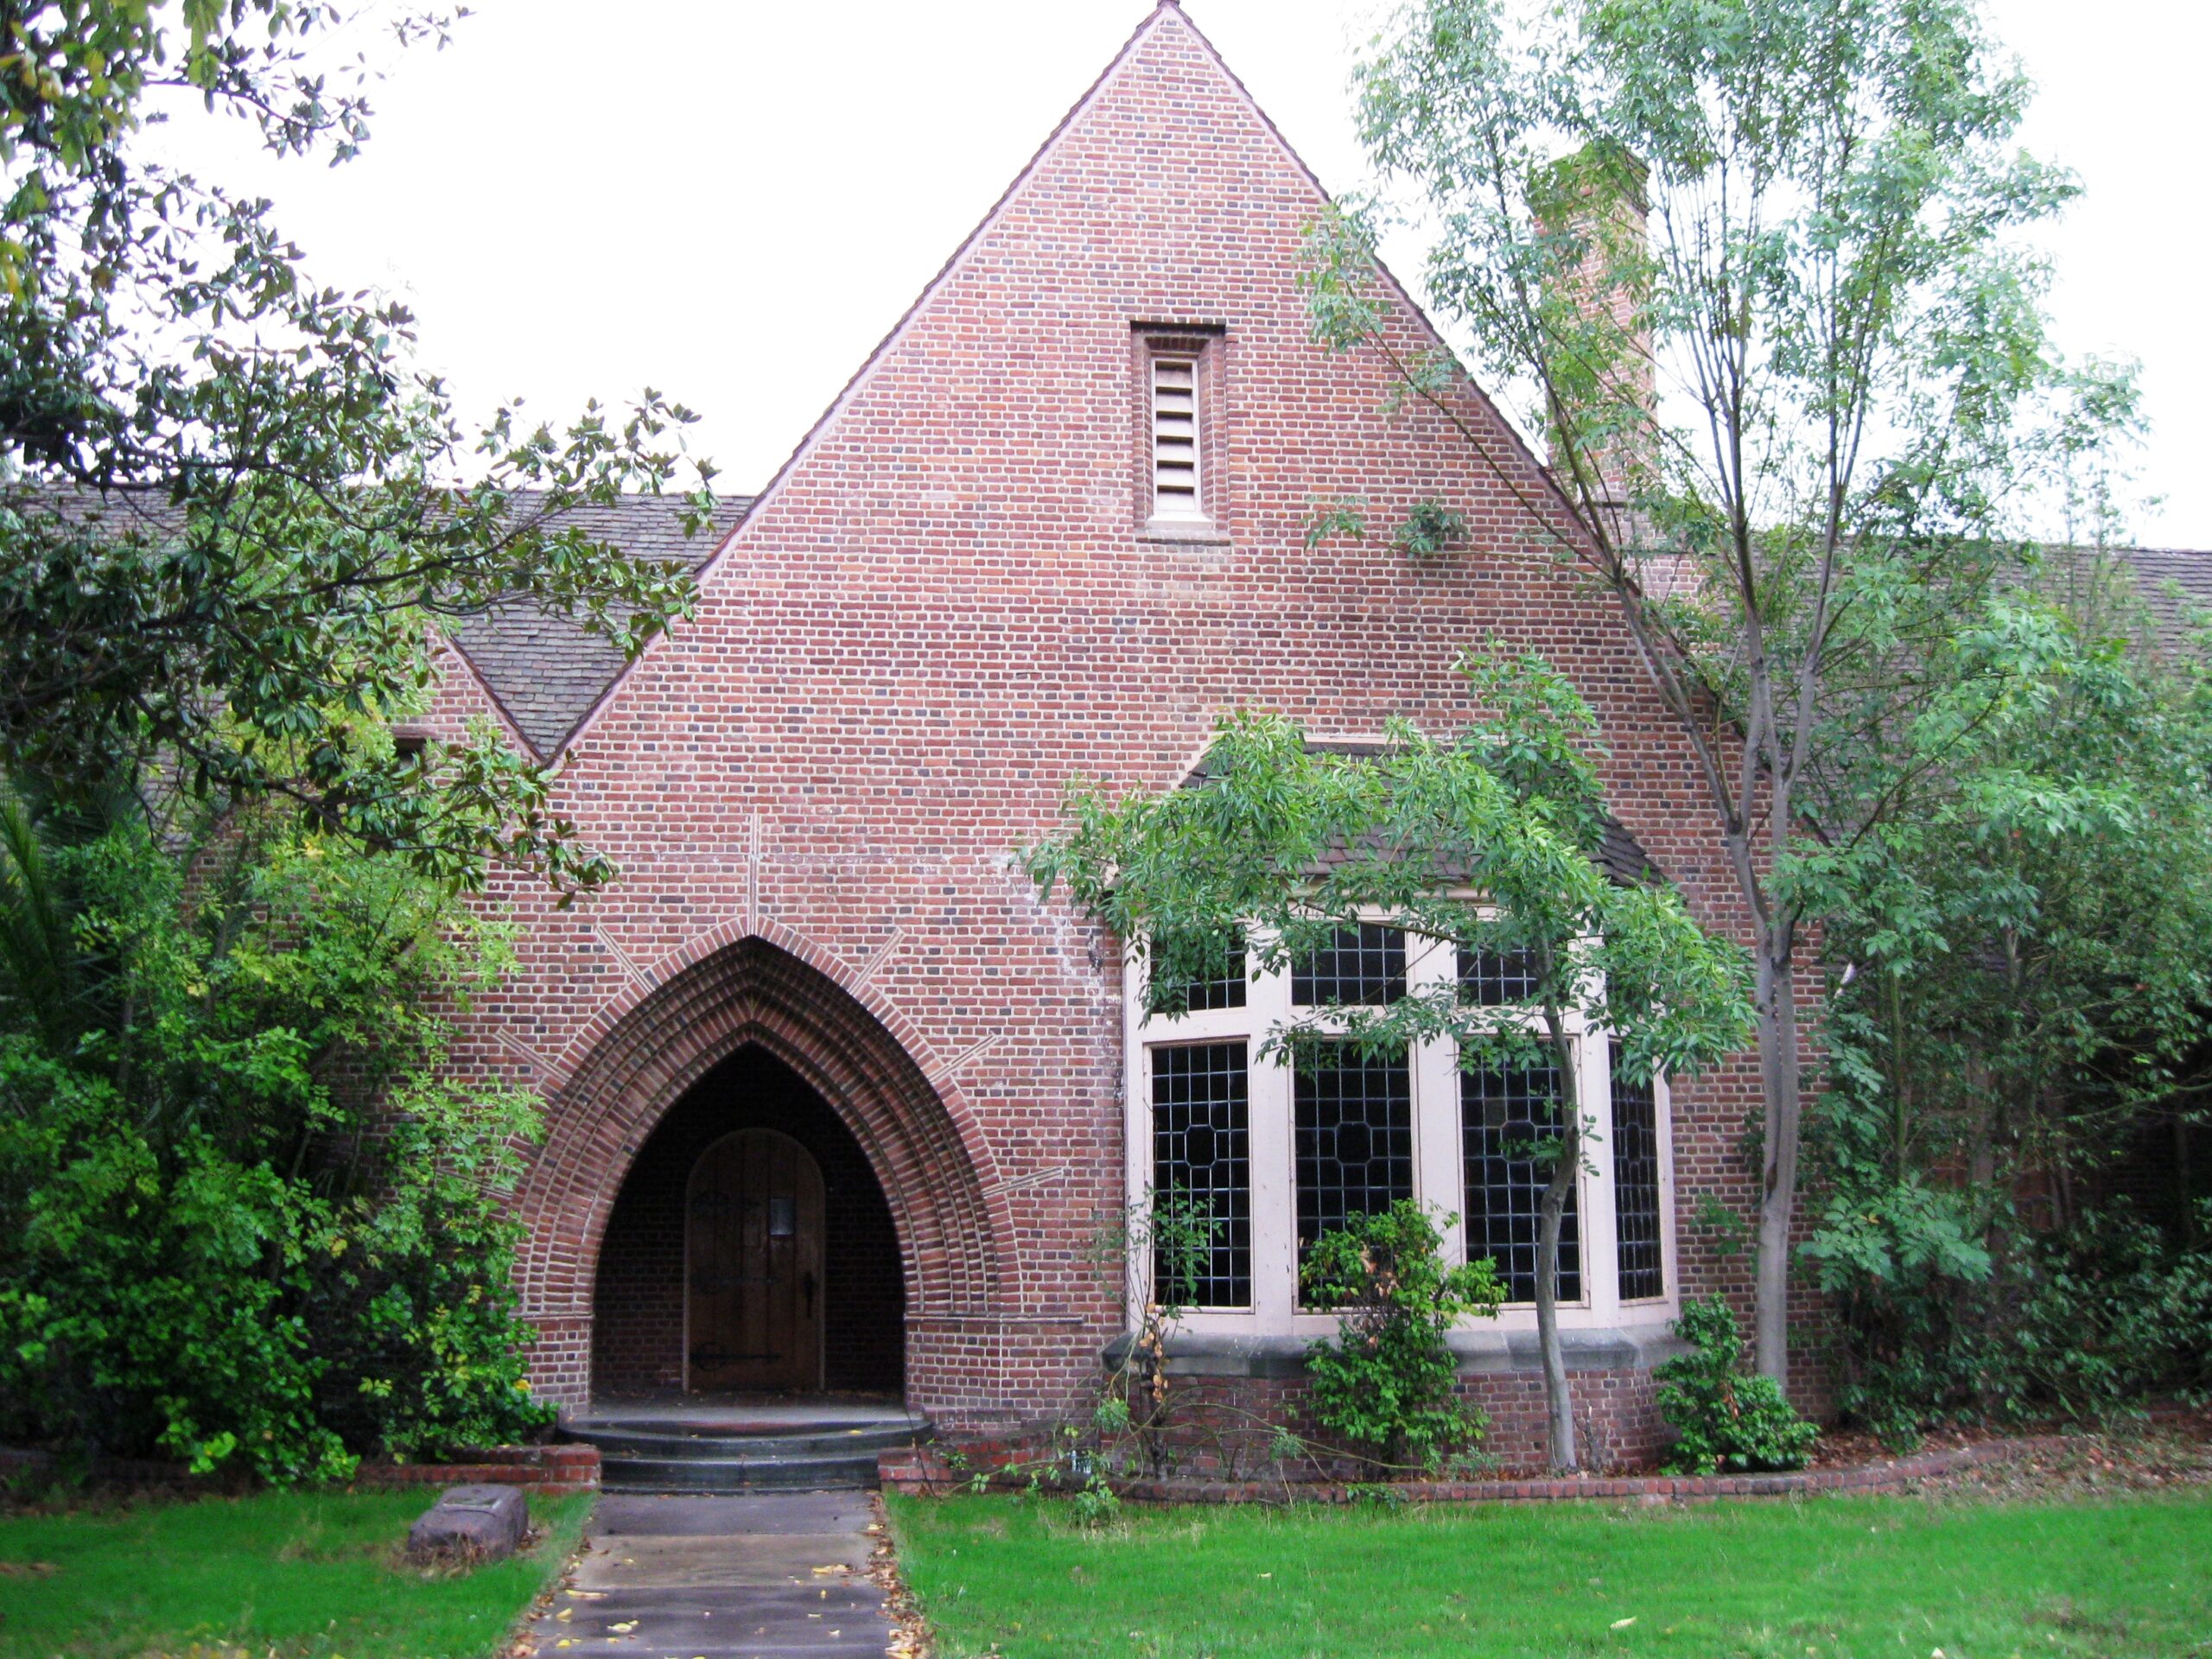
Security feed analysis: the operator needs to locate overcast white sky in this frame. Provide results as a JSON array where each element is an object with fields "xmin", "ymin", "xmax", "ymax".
[{"xmin": 158, "ymin": 0, "xmax": 2212, "ymax": 546}]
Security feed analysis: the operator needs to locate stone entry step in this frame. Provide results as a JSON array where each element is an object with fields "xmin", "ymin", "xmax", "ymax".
[
  {"xmin": 561, "ymin": 1402, "xmax": 928, "ymax": 1494},
  {"xmin": 578, "ymin": 1421, "xmax": 923, "ymax": 1460},
  {"xmin": 531, "ymin": 1491, "xmax": 899, "ymax": 1659}
]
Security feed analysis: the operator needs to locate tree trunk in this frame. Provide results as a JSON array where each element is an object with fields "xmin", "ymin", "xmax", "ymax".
[
  {"xmin": 1752, "ymin": 935, "xmax": 1801, "ymax": 1388},
  {"xmin": 1534, "ymin": 1129, "xmax": 1580, "ymax": 1472}
]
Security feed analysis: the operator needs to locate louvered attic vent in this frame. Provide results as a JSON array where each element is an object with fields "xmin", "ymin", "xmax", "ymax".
[{"xmin": 1152, "ymin": 355, "xmax": 1203, "ymax": 519}]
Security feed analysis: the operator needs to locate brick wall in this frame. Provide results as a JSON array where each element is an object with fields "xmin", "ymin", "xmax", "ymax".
[
  {"xmin": 1130, "ymin": 1369, "xmax": 1669, "ymax": 1478},
  {"xmin": 427, "ymin": 3, "xmax": 1808, "ymax": 1424}
]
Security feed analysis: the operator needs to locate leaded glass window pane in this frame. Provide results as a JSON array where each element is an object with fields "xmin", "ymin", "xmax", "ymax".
[
  {"xmin": 1457, "ymin": 944, "xmax": 1539, "ymax": 1006},
  {"xmin": 1294, "ymin": 1046, "xmax": 1414, "ymax": 1256},
  {"xmin": 1150, "ymin": 1043, "xmax": 1251, "ymax": 1307},
  {"xmin": 1461, "ymin": 1060, "xmax": 1580, "ymax": 1303},
  {"xmin": 1151, "ymin": 931, "xmax": 1247, "ymax": 1014},
  {"xmin": 1291, "ymin": 923, "xmax": 1407, "ymax": 1007},
  {"xmin": 1611, "ymin": 1065, "xmax": 1664, "ymax": 1301}
]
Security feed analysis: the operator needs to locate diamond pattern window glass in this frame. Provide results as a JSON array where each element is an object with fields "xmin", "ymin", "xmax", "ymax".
[
  {"xmin": 1611, "ymin": 1065, "xmax": 1664, "ymax": 1301},
  {"xmin": 1292, "ymin": 923, "xmax": 1407, "ymax": 1007},
  {"xmin": 1294, "ymin": 1046, "xmax": 1414, "ymax": 1258},
  {"xmin": 1460, "ymin": 1060, "xmax": 1580, "ymax": 1303},
  {"xmin": 1457, "ymin": 945, "xmax": 1540, "ymax": 1007},
  {"xmin": 1152, "ymin": 931, "xmax": 1247, "ymax": 1014},
  {"xmin": 1149, "ymin": 1043, "xmax": 1252, "ymax": 1307}
]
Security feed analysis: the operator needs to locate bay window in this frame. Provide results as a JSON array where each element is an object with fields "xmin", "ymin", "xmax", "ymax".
[{"xmin": 1127, "ymin": 920, "xmax": 1675, "ymax": 1337}]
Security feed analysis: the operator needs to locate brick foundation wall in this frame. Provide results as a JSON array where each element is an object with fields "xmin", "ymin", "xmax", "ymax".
[
  {"xmin": 882, "ymin": 1435, "xmax": 2083, "ymax": 1503},
  {"xmin": 0, "ymin": 1442, "xmax": 599, "ymax": 1496},
  {"xmin": 1147, "ymin": 1369, "xmax": 1669, "ymax": 1478}
]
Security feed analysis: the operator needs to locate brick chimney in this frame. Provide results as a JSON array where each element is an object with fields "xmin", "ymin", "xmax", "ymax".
[{"xmin": 1537, "ymin": 143, "xmax": 1655, "ymax": 550}]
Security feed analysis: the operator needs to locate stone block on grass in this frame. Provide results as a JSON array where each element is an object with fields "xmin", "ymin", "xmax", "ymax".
[{"xmin": 407, "ymin": 1484, "xmax": 529, "ymax": 1560}]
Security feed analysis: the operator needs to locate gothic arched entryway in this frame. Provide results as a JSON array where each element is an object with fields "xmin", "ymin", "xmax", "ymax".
[
  {"xmin": 592, "ymin": 1049, "xmax": 903, "ymax": 1395},
  {"xmin": 512, "ymin": 931, "xmax": 1011, "ymax": 1411}
]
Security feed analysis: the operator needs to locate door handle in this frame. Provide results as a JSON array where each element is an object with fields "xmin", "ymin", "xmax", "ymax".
[{"xmin": 802, "ymin": 1270, "xmax": 817, "ymax": 1319}]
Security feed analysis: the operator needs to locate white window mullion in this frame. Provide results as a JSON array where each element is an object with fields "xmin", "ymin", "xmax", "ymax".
[
  {"xmin": 1246, "ymin": 943, "xmax": 1299, "ymax": 1327},
  {"xmin": 1654, "ymin": 1073, "xmax": 1677, "ymax": 1304},
  {"xmin": 1407, "ymin": 933, "xmax": 1465, "ymax": 1266},
  {"xmin": 1122, "ymin": 945, "xmax": 1154, "ymax": 1327},
  {"xmin": 1580, "ymin": 1028, "xmax": 1620, "ymax": 1323}
]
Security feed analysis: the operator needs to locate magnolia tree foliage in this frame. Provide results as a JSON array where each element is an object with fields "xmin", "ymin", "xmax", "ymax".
[
  {"xmin": 0, "ymin": 3, "xmax": 720, "ymax": 1477},
  {"xmin": 1027, "ymin": 652, "xmax": 1753, "ymax": 1471},
  {"xmin": 0, "ymin": 1, "xmax": 714, "ymax": 899},
  {"xmin": 1302, "ymin": 0, "xmax": 2129, "ymax": 1380}
]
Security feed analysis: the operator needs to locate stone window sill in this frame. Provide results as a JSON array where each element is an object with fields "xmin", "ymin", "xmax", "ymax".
[{"xmin": 1138, "ymin": 518, "xmax": 1233, "ymax": 547}]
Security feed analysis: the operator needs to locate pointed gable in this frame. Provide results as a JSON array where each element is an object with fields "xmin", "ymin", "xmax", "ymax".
[{"xmin": 560, "ymin": 0, "xmax": 1567, "ymax": 760}]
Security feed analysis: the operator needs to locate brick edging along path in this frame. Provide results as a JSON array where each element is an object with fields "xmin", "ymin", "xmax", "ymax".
[
  {"xmin": 879, "ymin": 1435, "xmax": 2073, "ymax": 1505},
  {"xmin": 0, "ymin": 1440, "xmax": 598, "ymax": 1495}
]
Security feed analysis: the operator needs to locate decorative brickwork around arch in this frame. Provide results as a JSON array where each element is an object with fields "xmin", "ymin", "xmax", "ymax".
[{"xmin": 513, "ymin": 929, "xmax": 1014, "ymax": 1409}]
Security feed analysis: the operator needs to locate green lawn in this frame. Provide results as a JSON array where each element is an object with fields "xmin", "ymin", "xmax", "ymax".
[
  {"xmin": 887, "ymin": 1490, "xmax": 2212, "ymax": 1659},
  {"xmin": 0, "ymin": 1486, "xmax": 590, "ymax": 1659}
]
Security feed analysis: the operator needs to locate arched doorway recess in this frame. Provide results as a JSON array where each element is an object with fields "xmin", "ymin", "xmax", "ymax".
[
  {"xmin": 513, "ymin": 932, "xmax": 1010, "ymax": 1406},
  {"xmin": 593, "ymin": 1051, "xmax": 902, "ymax": 1395}
]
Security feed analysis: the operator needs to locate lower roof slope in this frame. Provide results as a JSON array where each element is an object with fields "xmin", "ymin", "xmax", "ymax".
[{"xmin": 448, "ymin": 493, "xmax": 752, "ymax": 756}]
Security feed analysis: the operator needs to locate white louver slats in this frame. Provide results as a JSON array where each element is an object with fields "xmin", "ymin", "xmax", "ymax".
[{"xmin": 1151, "ymin": 356, "xmax": 1203, "ymax": 519}]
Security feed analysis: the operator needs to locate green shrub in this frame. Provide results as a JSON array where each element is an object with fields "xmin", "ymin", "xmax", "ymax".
[
  {"xmin": 1654, "ymin": 1297, "xmax": 1820, "ymax": 1475},
  {"xmin": 0, "ymin": 804, "xmax": 554, "ymax": 1480},
  {"xmin": 1800, "ymin": 1175, "xmax": 1995, "ymax": 1446},
  {"xmin": 1806, "ymin": 1185, "xmax": 2212, "ymax": 1440},
  {"xmin": 1300, "ymin": 1200, "xmax": 1503, "ymax": 1472},
  {"xmin": 1988, "ymin": 1202, "xmax": 2212, "ymax": 1421}
]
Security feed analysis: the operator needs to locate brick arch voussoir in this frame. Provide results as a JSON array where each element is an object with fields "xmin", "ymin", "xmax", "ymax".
[{"xmin": 518, "ymin": 924, "xmax": 1013, "ymax": 1338}]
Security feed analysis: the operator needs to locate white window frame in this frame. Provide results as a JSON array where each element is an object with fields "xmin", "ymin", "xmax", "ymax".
[{"xmin": 1124, "ymin": 918, "xmax": 1680, "ymax": 1340}]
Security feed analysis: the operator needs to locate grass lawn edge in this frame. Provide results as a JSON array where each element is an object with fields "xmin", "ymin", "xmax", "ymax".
[{"xmin": 882, "ymin": 1484, "xmax": 2212, "ymax": 1659}]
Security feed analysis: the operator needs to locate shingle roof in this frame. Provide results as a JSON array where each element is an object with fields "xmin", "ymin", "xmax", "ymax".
[
  {"xmin": 2108, "ymin": 547, "xmax": 2212, "ymax": 650},
  {"xmin": 17, "ymin": 482, "xmax": 750, "ymax": 760},
  {"xmin": 447, "ymin": 493, "xmax": 752, "ymax": 755},
  {"xmin": 32, "ymin": 477, "xmax": 2206, "ymax": 773},
  {"xmin": 1183, "ymin": 740, "xmax": 1663, "ymax": 887}
]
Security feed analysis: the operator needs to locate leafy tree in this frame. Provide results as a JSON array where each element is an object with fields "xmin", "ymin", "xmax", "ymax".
[
  {"xmin": 0, "ymin": 786, "xmax": 552, "ymax": 1479},
  {"xmin": 1027, "ymin": 651, "xmax": 1753, "ymax": 1471},
  {"xmin": 1306, "ymin": 0, "xmax": 2125, "ymax": 1382},
  {"xmin": 1799, "ymin": 582, "xmax": 2212, "ymax": 1433},
  {"xmin": 1, "ymin": 2, "xmax": 713, "ymax": 899}
]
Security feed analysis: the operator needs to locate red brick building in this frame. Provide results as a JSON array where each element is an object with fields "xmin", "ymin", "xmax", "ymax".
[{"xmin": 429, "ymin": 2, "xmax": 1772, "ymax": 1473}]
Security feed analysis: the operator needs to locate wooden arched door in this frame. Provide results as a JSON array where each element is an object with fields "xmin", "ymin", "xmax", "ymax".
[{"xmin": 685, "ymin": 1129, "xmax": 824, "ymax": 1392}]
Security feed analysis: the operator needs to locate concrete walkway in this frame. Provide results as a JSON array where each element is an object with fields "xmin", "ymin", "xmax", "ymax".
[{"xmin": 531, "ymin": 1491, "xmax": 898, "ymax": 1659}]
